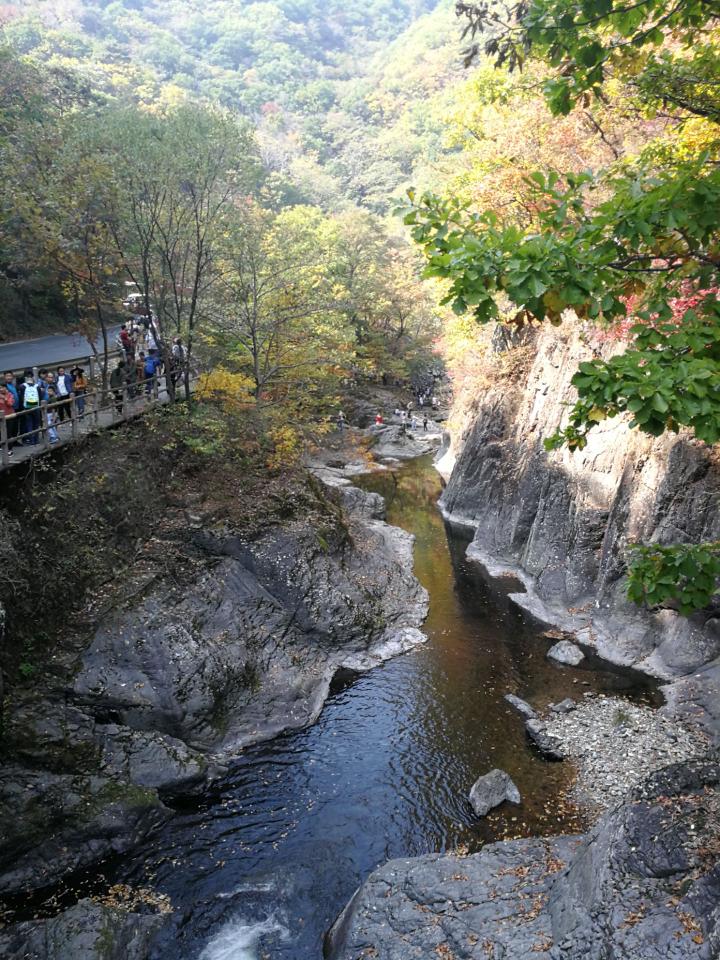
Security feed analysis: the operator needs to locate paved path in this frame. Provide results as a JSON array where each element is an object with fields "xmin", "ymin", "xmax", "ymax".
[{"xmin": 0, "ymin": 326, "xmax": 121, "ymax": 373}]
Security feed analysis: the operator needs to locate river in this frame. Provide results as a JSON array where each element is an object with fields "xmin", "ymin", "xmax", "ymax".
[{"xmin": 111, "ymin": 455, "xmax": 658, "ymax": 960}]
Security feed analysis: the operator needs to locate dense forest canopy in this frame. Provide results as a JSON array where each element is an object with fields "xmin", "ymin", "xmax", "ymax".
[{"xmin": 3, "ymin": 0, "xmax": 720, "ymax": 608}]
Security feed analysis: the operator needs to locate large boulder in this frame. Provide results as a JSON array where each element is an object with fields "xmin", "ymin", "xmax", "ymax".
[
  {"xmin": 547, "ymin": 641, "xmax": 585, "ymax": 666},
  {"xmin": 468, "ymin": 768, "xmax": 521, "ymax": 817},
  {"xmin": 526, "ymin": 718, "xmax": 567, "ymax": 760},
  {"xmin": 0, "ymin": 900, "xmax": 166, "ymax": 960},
  {"xmin": 327, "ymin": 758, "xmax": 720, "ymax": 960}
]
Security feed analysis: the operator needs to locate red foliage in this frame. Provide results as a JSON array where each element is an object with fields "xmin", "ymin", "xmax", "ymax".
[{"xmin": 595, "ymin": 284, "xmax": 720, "ymax": 343}]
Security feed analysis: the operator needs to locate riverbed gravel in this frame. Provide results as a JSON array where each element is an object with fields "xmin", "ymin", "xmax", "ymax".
[{"xmin": 539, "ymin": 694, "xmax": 711, "ymax": 815}]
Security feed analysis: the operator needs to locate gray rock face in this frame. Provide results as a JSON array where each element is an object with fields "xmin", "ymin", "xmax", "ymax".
[
  {"xmin": 370, "ymin": 423, "xmax": 441, "ymax": 461},
  {"xmin": 73, "ymin": 503, "xmax": 428, "ymax": 757},
  {"xmin": 504, "ymin": 692, "xmax": 537, "ymax": 718},
  {"xmin": 547, "ymin": 641, "xmax": 585, "ymax": 666},
  {"xmin": 550, "ymin": 698, "xmax": 577, "ymax": 714},
  {"xmin": 0, "ymin": 900, "xmax": 165, "ymax": 960},
  {"xmin": 468, "ymin": 768, "xmax": 521, "ymax": 816},
  {"xmin": 526, "ymin": 718, "xmax": 567, "ymax": 760},
  {"xmin": 439, "ymin": 324, "xmax": 720, "ymax": 738},
  {"xmin": 0, "ymin": 480, "xmax": 428, "ymax": 905},
  {"xmin": 327, "ymin": 758, "xmax": 720, "ymax": 960}
]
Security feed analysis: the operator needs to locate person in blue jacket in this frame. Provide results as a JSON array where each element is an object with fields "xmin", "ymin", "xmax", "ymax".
[{"xmin": 143, "ymin": 349, "xmax": 163, "ymax": 395}]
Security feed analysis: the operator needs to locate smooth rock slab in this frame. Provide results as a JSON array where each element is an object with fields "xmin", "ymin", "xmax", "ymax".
[
  {"xmin": 547, "ymin": 640, "xmax": 585, "ymax": 666},
  {"xmin": 468, "ymin": 768, "xmax": 521, "ymax": 817},
  {"xmin": 327, "ymin": 759, "xmax": 720, "ymax": 960},
  {"xmin": 504, "ymin": 693, "xmax": 537, "ymax": 719},
  {"xmin": 526, "ymin": 718, "xmax": 566, "ymax": 760}
]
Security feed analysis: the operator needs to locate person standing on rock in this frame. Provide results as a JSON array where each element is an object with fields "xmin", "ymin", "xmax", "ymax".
[
  {"xmin": 422, "ymin": 414, "xmax": 428, "ymax": 432},
  {"xmin": 375, "ymin": 412, "xmax": 383, "ymax": 425},
  {"xmin": 337, "ymin": 410, "xmax": 346, "ymax": 432}
]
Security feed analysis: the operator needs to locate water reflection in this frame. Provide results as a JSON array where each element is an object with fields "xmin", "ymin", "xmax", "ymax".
[{"xmin": 112, "ymin": 455, "xmax": 657, "ymax": 960}]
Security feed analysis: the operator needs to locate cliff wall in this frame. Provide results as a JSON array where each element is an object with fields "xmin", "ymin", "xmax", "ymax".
[{"xmin": 439, "ymin": 324, "xmax": 720, "ymax": 736}]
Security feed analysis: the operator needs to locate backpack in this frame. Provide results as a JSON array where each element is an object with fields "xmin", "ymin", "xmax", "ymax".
[{"xmin": 23, "ymin": 382, "xmax": 39, "ymax": 406}]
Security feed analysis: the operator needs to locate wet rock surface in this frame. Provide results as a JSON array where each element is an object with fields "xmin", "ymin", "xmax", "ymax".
[
  {"xmin": 0, "ymin": 900, "xmax": 166, "ymax": 960},
  {"xmin": 0, "ymin": 478, "xmax": 427, "ymax": 918},
  {"xmin": 327, "ymin": 758, "xmax": 720, "ymax": 960},
  {"xmin": 504, "ymin": 693, "xmax": 537, "ymax": 719},
  {"xmin": 468, "ymin": 768, "xmax": 521, "ymax": 817}
]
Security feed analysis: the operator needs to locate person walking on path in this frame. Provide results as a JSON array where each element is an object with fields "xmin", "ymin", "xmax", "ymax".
[
  {"xmin": 118, "ymin": 324, "xmax": 134, "ymax": 360},
  {"xmin": 19, "ymin": 370, "xmax": 44, "ymax": 445},
  {"xmin": 143, "ymin": 350, "xmax": 162, "ymax": 396},
  {"xmin": 337, "ymin": 409, "xmax": 346, "ymax": 432},
  {"xmin": 46, "ymin": 386, "xmax": 60, "ymax": 443},
  {"xmin": 3, "ymin": 372, "xmax": 19, "ymax": 449},
  {"xmin": 170, "ymin": 337, "xmax": 186, "ymax": 392}
]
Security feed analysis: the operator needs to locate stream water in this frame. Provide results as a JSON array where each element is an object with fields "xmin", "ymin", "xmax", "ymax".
[{"xmin": 112, "ymin": 455, "xmax": 658, "ymax": 960}]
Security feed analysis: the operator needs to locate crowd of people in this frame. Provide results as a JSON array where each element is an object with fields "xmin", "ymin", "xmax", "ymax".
[
  {"xmin": 336, "ymin": 389, "xmax": 442, "ymax": 437},
  {"xmin": 0, "ymin": 366, "xmax": 90, "ymax": 453},
  {"xmin": 0, "ymin": 329, "xmax": 187, "ymax": 455}
]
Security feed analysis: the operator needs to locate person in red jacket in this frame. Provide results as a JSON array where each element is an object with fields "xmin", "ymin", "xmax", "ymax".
[{"xmin": 0, "ymin": 383, "xmax": 16, "ymax": 456}]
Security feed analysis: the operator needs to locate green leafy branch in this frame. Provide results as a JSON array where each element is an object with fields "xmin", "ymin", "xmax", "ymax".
[
  {"xmin": 456, "ymin": 0, "xmax": 718, "ymax": 117},
  {"xmin": 545, "ymin": 300, "xmax": 720, "ymax": 450},
  {"xmin": 627, "ymin": 540, "xmax": 720, "ymax": 613}
]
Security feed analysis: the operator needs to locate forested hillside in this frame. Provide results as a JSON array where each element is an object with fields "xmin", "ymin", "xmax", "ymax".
[
  {"xmin": 1, "ymin": 0, "xmax": 455, "ymax": 212},
  {"xmin": 0, "ymin": 0, "xmax": 458, "ymax": 417}
]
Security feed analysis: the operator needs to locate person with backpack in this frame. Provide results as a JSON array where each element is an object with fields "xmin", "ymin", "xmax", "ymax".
[
  {"xmin": 19, "ymin": 370, "xmax": 44, "ymax": 445},
  {"xmin": 143, "ymin": 349, "xmax": 163, "ymax": 396}
]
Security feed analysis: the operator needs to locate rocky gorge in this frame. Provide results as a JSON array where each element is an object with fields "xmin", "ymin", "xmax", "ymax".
[
  {"xmin": 438, "ymin": 323, "xmax": 720, "ymax": 738},
  {"xmin": 0, "ymin": 443, "xmax": 429, "ymax": 957},
  {"xmin": 1, "ymin": 352, "xmax": 719, "ymax": 959},
  {"xmin": 326, "ymin": 326, "xmax": 720, "ymax": 958}
]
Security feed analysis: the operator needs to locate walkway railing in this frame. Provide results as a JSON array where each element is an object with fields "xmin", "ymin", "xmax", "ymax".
[{"xmin": 1, "ymin": 372, "xmax": 198, "ymax": 470}]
